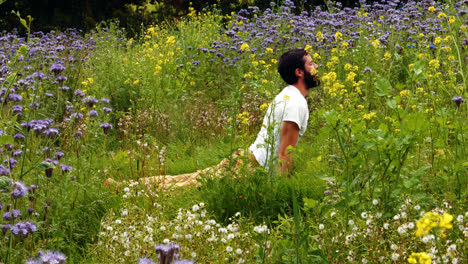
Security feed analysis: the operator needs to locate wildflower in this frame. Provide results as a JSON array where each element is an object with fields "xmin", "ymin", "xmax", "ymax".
[
  {"xmin": 240, "ymin": 43, "xmax": 250, "ymax": 52},
  {"xmin": 407, "ymin": 252, "xmax": 431, "ymax": 264},
  {"xmin": 372, "ymin": 199, "xmax": 378, "ymax": 205},
  {"xmin": 452, "ymin": 96, "xmax": 465, "ymax": 108},
  {"xmin": 438, "ymin": 12, "xmax": 447, "ymax": 19},
  {"xmin": 361, "ymin": 212, "xmax": 368, "ymax": 219},
  {"xmin": 363, "ymin": 112, "xmax": 377, "ymax": 120},
  {"xmin": 335, "ymin": 31, "xmax": 343, "ymax": 41},
  {"xmin": 155, "ymin": 243, "xmax": 179, "ymax": 264},
  {"xmin": 319, "ymin": 224, "xmax": 324, "ymax": 230},
  {"xmin": 236, "ymin": 248, "xmax": 243, "ymax": 255},
  {"xmin": 428, "ymin": 60, "xmax": 440, "ymax": 69},
  {"xmin": 316, "ymin": 32, "xmax": 324, "ymax": 42},
  {"xmin": 428, "ymin": 6, "xmax": 436, "ymax": 12},
  {"xmin": 100, "ymin": 123, "xmax": 113, "ymax": 134},
  {"xmin": 11, "ymin": 181, "xmax": 28, "ymax": 199},
  {"xmin": 392, "ymin": 253, "xmax": 400, "ymax": 261},
  {"xmin": 226, "ymin": 246, "xmax": 233, "ymax": 252},
  {"xmin": 89, "ymin": 110, "xmax": 98, "ymax": 117},
  {"xmin": 27, "ymin": 250, "xmax": 66, "ymax": 264}
]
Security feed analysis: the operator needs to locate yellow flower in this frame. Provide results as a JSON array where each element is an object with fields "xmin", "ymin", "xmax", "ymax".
[
  {"xmin": 344, "ymin": 63, "xmax": 352, "ymax": 71},
  {"xmin": 304, "ymin": 45, "xmax": 313, "ymax": 53},
  {"xmin": 133, "ymin": 79, "xmax": 140, "ymax": 85},
  {"xmin": 363, "ymin": 112, "xmax": 376, "ymax": 120},
  {"xmin": 428, "ymin": 6, "xmax": 436, "ymax": 12},
  {"xmin": 265, "ymin": 47, "xmax": 274, "ymax": 54},
  {"xmin": 419, "ymin": 33, "xmax": 425, "ymax": 37},
  {"xmin": 384, "ymin": 52, "xmax": 391, "ymax": 60},
  {"xmin": 346, "ymin": 72, "xmax": 356, "ymax": 82},
  {"xmin": 260, "ymin": 103, "xmax": 269, "ymax": 111},
  {"xmin": 400, "ymin": 90, "xmax": 409, "ymax": 97},
  {"xmin": 428, "ymin": 60, "xmax": 440, "ymax": 69},
  {"xmin": 434, "ymin": 37, "xmax": 442, "ymax": 45},
  {"xmin": 357, "ymin": 105, "xmax": 364, "ymax": 109},
  {"xmin": 316, "ymin": 156, "xmax": 322, "ymax": 161},
  {"xmin": 341, "ymin": 41, "xmax": 349, "ymax": 49},
  {"xmin": 81, "ymin": 81, "xmax": 88, "ymax": 86},
  {"xmin": 334, "ymin": 31, "xmax": 342, "ymax": 41},
  {"xmin": 240, "ymin": 43, "xmax": 250, "ymax": 52},
  {"xmin": 87, "ymin": 77, "xmax": 94, "ymax": 84},
  {"xmin": 438, "ymin": 12, "xmax": 447, "ymax": 19},
  {"xmin": 312, "ymin": 53, "xmax": 321, "ymax": 60},
  {"xmin": 407, "ymin": 252, "xmax": 432, "ymax": 264},
  {"xmin": 371, "ymin": 39, "xmax": 380, "ymax": 49},
  {"xmin": 460, "ymin": 25, "xmax": 467, "ymax": 31},
  {"xmin": 262, "ymin": 79, "xmax": 268, "ymax": 84},
  {"xmin": 449, "ymin": 16, "xmax": 455, "ymax": 24},
  {"xmin": 439, "ymin": 212, "xmax": 453, "ymax": 229},
  {"xmin": 316, "ymin": 32, "xmax": 324, "ymax": 42}
]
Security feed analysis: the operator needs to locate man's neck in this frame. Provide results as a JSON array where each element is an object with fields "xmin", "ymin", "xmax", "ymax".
[{"xmin": 292, "ymin": 83, "xmax": 308, "ymax": 97}]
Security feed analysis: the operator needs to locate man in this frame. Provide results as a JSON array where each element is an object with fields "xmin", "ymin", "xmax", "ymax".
[
  {"xmin": 250, "ymin": 48, "xmax": 319, "ymax": 176},
  {"xmin": 105, "ymin": 48, "xmax": 319, "ymax": 189}
]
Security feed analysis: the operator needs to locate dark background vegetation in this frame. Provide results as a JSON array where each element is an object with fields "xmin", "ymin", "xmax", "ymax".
[{"xmin": 0, "ymin": 0, "xmax": 369, "ymax": 35}]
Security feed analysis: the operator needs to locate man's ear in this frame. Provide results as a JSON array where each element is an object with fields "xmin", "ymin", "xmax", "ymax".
[{"xmin": 295, "ymin": 68, "xmax": 303, "ymax": 78}]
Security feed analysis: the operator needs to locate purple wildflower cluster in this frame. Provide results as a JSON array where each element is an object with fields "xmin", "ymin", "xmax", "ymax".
[
  {"xmin": 139, "ymin": 243, "xmax": 194, "ymax": 264},
  {"xmin": 26, "ymin": 250, "xmax": 67, "ymax": 264},
  {"xmin": 186, "ymin": 0, "xmax": 468, "ymax": 68}
]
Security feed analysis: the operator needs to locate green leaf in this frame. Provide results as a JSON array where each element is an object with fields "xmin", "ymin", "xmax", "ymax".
[
  {"xmin": 0, "ymin": 176, "xmax": 10, "ymax": 189},
  {"xmin": 303, "ymin": 198, "xmax": 316, "ymax": 209},
  {"xmin": 413, "ymin": 60, "xmax": 425, "ymax": 76},
  {"xmin": 0, "ymin": 135, "xmax": 14, "ymax": 145},
  {"xmin": 375, "ymin": 79, "xmax": 391, "ymax": 97},
  {"xmin": 37, "ymin": 162, "xmax": 54, "ymax": 170},
  {"xmin": 386, "ymin": 99, "xmax": 397, "ymax": 109}
]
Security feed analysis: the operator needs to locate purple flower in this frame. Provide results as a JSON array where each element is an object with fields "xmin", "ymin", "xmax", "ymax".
[
  {"xmin": 37, "ymin": 250, "xmax": 66, "ymax": 264},
  {"xmin": 155, "ymin": 243, "xmax": 180, "ymax": 264},
  {"xmin": 101, "ymin": 98, "xmax": 110, "ymax": 104},
  {"xmin": 2, "ymin": 224, "xmax": 11, "ymax": 232},
  {"xmin": 45, "ymin": 92, "xmax": 53, "ymax": 97},
  {"xmin": 173, "ymin": 260, "xmax": 194, "ymax": 264},
  {"xmin": 4, "ymin": 158, "xmax": 17, "ymax": 169},
  {"xmin": 13, "ymin": 133, "xmax": 25, "ymax": 140},
  {"xmin": 12, "ymin": 150, "xmax": 23, "ymax": 157},
  {"xmin": 364, "ymin": 67, "xmax": 373, "ymax": 73},
  {"xmin": 59, "ymin": 86, "xmax": 70, "ymax": 90},
  {"xmin": 74, "ymin": 90, "xmax": 85, "ymax": 96},
  {"xmin": 60, "ymin": 164, "xmax": 72, "ymax": 173},
  {"xmin": 3, "ymin": 211, "xmax": 11, "ymax": 220},
  {"xmin": 452, "ymin": 96, "xmax": 465, "ymax": 107},
  {"xmin": 43, "ymin": 128, "xmax": 60, "ymax": 137},
  {"xmin": 102, "ymin": 107, "xmax": 112, "ymax": 113},
  {"xmin": 139, "ymin": 258, "xmax": 157, "ymax": 264},
  {"xmin": 100, "ymin": 123, "xmax": 113, "ymax": 134},
  {"xmin": 89, "ymin": 110, "xmax": 98, "ymax": 117},
  {"xmin": 11, "ymin": 181, "xmax": 28, "ymax": 199},
  {"xmin": 83, "ymin": 97, "xmax": 99, "ymax": 107},
  {"xmin": 12, "ymin": 209, "xmax": 21, "ymax": 218},
  {"xmin": 12, "ymin": 104, "xmax": 23, "ymax": 115},
  {"xmin": 0, "ymin": 165, "xmax": 9, "ymax": 176},
  {"xmin": 11, "ymin": 221, "xmax": 36, "ymax": 237},
  {"xmin": 8, "ymin": 93, "xmax": 22, "ymax": 101},
  {"xmin": 55, "ymin": 75, "xmax": 67, "ymax": 83},
  {"xmin": 50, "ymin": 60, "xmax": 66, "ymax": 75},
  {"xmin": 54, "ymin": 151, "xmax": 65, "ymax": 160},
  {"xmin": 71, "ymin": 112, "xmax": 83, "ymax": 120},
  {"xmin": 75, "ymin": 130, "xmax": 83, "ymax": 137}
]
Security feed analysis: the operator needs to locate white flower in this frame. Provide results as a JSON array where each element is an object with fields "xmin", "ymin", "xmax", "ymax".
[
  {"xmin": 348, "ymin": 220, "xmax": 355, "ymax": 225},
  {"xmin": 366, "ymin": 219, "xmax": 372, "ymax": 226},
  {"xmin": 361, "ymin": 212, "xmax": 368, "ymax": 219},
  {"xmin": 191, "ymin": 252, "xmax": 197, "ymax": 258},
  {"xmin": 124, "ymin": 187, "xmax": 130, "ymax": 192},
  {"xmin": 362, "ymin": 258, "xmax": 368, "ymax": 264},
  {"xmin": 236, "ymin": 248, "xmax": 243, "ymax": 255},
  {"xmin": 319, "ymin": 224, "xmax": 325, "ymax": 230},
  {"xmin": 221, "ymin": 238, "xmax": 227, "ymax": 243},
  {"xmin": 408, "ymin": 222, "xmax": 415, "ymax": 229},
  {"xmin": 422, "ymin": 236, "xmax": 430, "ymax": 243},
  {"xmin": 163, "ymin": 239, "xmax": 170, "ymax": 244},
  {"xmin": 192, "ymin": 204, "xmax": 199, "ymax": 212},
  {"xmin": 397, "ymin": 226, "xmax": 406, "ymax": 235},
  {"xmin": 227, "ymin": 233, "xmax": 235, "ymax": 240},
  {"xmin": 235, "ymin": 212, "xmax": 241, "ymax": 217},
  {"xmin": 112, "ymin": 235, "xmax": 118, "ymax": 240},
  {"xmin": 414, "ymin": 205, "xmax": 421, "ymax": 210},
  {"xmin": 115, "ymin": 219, "xmax": 121, "ymax": 224},
  {"xmin": 393, "ymin": 214, "xmax": 400, "ymax": 220},
  {"xmin": 390, "ymin": 244, "xmax": 398, "ymax": 251},
  {"xmin": 376, "ymin": 212, "xmax": 383, "ymax": 219},
  {"xmin": 122, "ymin": 194, "xmax": 127, "ymax": 199},
  {"xmin": 401, "ymin": 212, "xmax": 407, "ymax": 219},
  {"xmin": 160, "ymin": 226, "xmax": 166, "ymax": 231},
  {"xmin": 199, "ymin": 202, "xmax": 205, "ymax": 207},
  {"xmin": 238, "ymin": 258, "xmax": 245, "ymax": 264},
  {"xmin": 392, "ymin": 253, "xmax": 400, "ymax": 261},
  {"xmin": 106, "ymin": 226, "xmax": 113, "ymax": 231},
  {"xmin": 372, "ymin": 199, "xmax": 379, "ymax": 205},
  {"xmin": 147, "ymin": 227, "xmax": 153, "ymax": 233},
  {"xmin": 204, "ymin": 225, "xmax": 211, "ymax": 231},
  {"xmin": 185, "ymin": 234, "xmax": 192, "ymax": 240},
  {"xmin": 218, "ymin": 228, "xmax": 227, "ymax": 233},
  {"xmin": 452, "ymin": 258, "xmax": 458, "ymax": 264},
  {"xmin": 457, "ymin": 215, "xmax": 463, "ymax": 223},
  {"xmin": 226, "ymin": 246, "xmax": 233, "ymax": 252},
  {"xmin": 331, "ymin": 211, "xmax": 336, "ymax": 217}
]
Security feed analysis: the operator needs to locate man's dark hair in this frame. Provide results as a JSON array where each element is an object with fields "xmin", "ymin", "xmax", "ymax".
[{"xmin": 277, "ymin": 48, "xmax": 308, "ymax": 85}]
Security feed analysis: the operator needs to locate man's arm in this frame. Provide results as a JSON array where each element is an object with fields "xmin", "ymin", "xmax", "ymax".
[{"xmin": 278, "ymin": 121, "xmax": 300, "ymax": 177}]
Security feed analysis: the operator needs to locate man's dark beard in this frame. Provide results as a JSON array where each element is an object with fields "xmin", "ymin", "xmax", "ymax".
[{"xmin": 304, "ymin": 70, "xmax": 320, "ymax": 90}]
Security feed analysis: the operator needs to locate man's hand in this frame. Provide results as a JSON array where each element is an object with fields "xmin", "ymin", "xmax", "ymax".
[{"xmin": 278, "ymin": 121, "xmax": 300, "ymax": 177}]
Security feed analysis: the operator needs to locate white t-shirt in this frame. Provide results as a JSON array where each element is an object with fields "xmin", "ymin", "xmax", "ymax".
[{"xmin": 249, "ymin": 85, "xmax": 309, "ymax": 169}]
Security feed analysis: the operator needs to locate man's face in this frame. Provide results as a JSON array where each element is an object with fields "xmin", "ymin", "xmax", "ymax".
[{"xmin": 302, "ymin": 54, "xmax": 320, "ymax": 89}]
